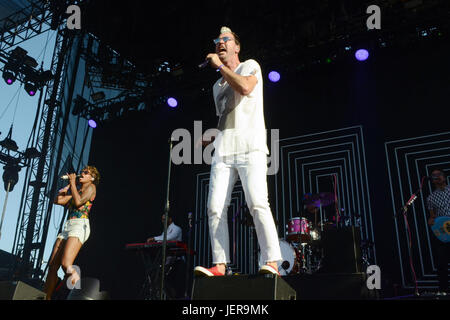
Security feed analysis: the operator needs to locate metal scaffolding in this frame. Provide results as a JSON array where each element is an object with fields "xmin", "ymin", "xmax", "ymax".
[
  {"xmin": 0, "ymin": 0, "xmax": 53, "ymax": 52},
  {"xmin": 0, "ymin": 0, "xmax": 86, "ymax": 281}
]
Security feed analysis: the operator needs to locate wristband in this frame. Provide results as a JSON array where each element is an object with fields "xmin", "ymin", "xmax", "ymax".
[{"xmin": 216, "ymin": 64, "xmax": 225, "ymax": 72}]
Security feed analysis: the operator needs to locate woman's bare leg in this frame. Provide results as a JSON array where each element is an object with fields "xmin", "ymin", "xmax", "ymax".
[
  {"xmin": 44, "ymin": 238, "xmax": 66, "ymax": 300},
  {"xmin": 61, "ymin": 237, "xmax": 83, "ymax": 286}
]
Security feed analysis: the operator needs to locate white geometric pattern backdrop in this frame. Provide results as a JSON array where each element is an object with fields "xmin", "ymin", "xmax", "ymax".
[
  {"xmin": 275, "ymin": 126, "xmax": 376, "ymax": 263},
  {"xmin": 385, "ymin": 131, "xmax": 450, "ymax": 289},
  {"xmin": 194, "ymin": 125, "xmax": 378, "ymax": 273}
]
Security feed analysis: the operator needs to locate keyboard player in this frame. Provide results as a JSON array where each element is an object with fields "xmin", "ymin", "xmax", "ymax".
[
  {"xmin": 146, "ymin": 214, "xmax": 184, "ymax": 298},
  {"xmin": 146, "ymin": 214, "xmax": 182, "ymax": 243}
]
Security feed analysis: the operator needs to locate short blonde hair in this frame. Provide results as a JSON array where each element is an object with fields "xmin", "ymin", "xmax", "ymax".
[{"xmin": 219, "ymin": 26, "xmax": 241, "ymax": 47}]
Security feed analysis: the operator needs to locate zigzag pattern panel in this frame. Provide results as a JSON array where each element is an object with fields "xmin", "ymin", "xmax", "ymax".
[
  {"xmin": 385, "ymin": 131, "xmax": 450, "ymax": 289},
  {"xmin": 275, "ymin": 126, "xmax": 376, "ymax": 263}
]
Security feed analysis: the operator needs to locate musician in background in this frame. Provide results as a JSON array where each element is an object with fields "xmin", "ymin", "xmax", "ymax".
[
  {"xmin": 146, "ymin": 214, "xmax": 184, "ymax": 299},
  {"xmin": 146, "ymin": 214, "xmax": 182, "ymax": 243},
  {"xmin": 44, "ymin": 165, "xmax": 100, "ymax": 300},
  {"xmin": 427, "ymin": 168, "xmax": 450, "ymax": 296}
]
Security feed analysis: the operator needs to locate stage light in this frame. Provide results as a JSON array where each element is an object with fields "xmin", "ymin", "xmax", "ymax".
[
  {"xmin": 88, "ymin": 119, "xmax": 97, "ymax": 128},
  {"xmin": 268, "ymin": 71, "xmax": 280, "ymax": 83},
  {"xmin": 38, "ymin": 70, "xmax": 54, "ymax": 84},
  {"xmin": 355, "ymin": 49, "xmax": 369, "ymax": 61},
  {"xmin": 23, "ymin": 147, "xmax": 41, "ymax": 159},
  {"xmin": 24, "ymin": 82, "xmax": 37, "ymax": 96},
  {"xmin": 91, "ymin": 91, "xmax": 106, "ymax": 102},
  {"xmin": 2, "ymin": 71, "xmax": 16, "ymax": 85},
  {"xmin": 2, "ymin": 164, "xmax": 20, "ymax": 192},
  {"xmin": 167, "ymin": 97, "xmax": 178, "ymax": 108}
]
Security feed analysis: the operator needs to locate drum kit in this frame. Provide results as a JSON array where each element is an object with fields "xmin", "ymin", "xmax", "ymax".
[{"xmin": 274, "ymin": 192, "xmax": 339, "ymax": 275}]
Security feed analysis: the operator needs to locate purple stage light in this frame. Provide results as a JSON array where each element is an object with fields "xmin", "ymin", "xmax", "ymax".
[
  {"xmin": 25, "ymin": 82, "xmax": 37, "ymax": 96},
  {"xmin": 355, "ymin": 49, "xmax": 369, "ymax": 61},
  {"xmin": 88, "ymin": 119, "xmax": 97, "ymax": 128},
  {"xmin": 3, "ymin": 71, "xmax": 15, "ymax": 85},
  {"xmin": 167, "ymin": 97, "xmax": 178, "ymax": 108},
  {"xmin": 268, "ymin": 71, "xmax": 281, "ymax": 82}
]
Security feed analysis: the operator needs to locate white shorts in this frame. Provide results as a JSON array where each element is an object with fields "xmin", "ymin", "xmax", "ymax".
[{"xmin": 57, "ymin": 218, "xmax": 90, "ymax": 245}]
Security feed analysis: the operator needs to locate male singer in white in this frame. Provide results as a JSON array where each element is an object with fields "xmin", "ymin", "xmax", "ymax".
[{"xmin": 194, "ymin": 27, "xmax": 281, "ymax": 276}]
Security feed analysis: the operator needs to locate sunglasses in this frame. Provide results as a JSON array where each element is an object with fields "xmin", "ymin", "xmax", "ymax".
[
  {"xmin": 81, "ymin": 170, "xmax": 91, "ymax": 175},
  {"xmin": 213, "ymin": 36, "xmax": 234, "ymax": 45}
]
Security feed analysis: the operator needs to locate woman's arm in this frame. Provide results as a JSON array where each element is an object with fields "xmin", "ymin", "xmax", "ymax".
[
  {"xmin": 54, "ymin": 184, "xmax": 72, "ymax": 206},
  {"xmin": 69, "ymin": 179, "xmax": 95, "ymax": 208},
  {"xmin": 54, "ymin": 194, "xmax": 73, "ymax": 206}
]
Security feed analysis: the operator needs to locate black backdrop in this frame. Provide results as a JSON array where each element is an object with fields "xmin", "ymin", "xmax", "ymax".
[{"xmin": 76, "ymin": 40, "xmax": 450, "ymax": 299}]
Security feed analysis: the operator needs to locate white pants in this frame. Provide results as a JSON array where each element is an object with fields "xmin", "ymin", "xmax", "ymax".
[{"xmin": 207, "ymin": 151, "xmax": 282, "ymax": 265}]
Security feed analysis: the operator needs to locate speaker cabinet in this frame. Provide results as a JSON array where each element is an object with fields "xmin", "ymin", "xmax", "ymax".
[
  {"xmin": 0, "ymin": 281, "xmax": 45, "ymax": 300},
  {"xmin": 320, "ymin": 226, "xmax": 362, "ymax": 273},
  {"xmin": 283, "ymin": 273, "xmax": 377, "ymax": 300},
  {"xmin": 192, "ymin": 274, "xmax": 296, "ymax": 300}
]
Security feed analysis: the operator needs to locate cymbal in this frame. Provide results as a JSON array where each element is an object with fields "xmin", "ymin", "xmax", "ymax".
[{"xmin": 304, "ymin": 192, "xmax": 335, "ymax": 207}]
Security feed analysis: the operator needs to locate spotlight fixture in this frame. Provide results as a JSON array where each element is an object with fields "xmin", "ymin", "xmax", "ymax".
[
  {"xmin": 24, "ymin": 82, "xmax": 38, "ymax": 96},
  {"xmin": 91, "ymin": 91, "xmax": 106, "ymax": 102},
  {"xmin": 2, "ymin": 71, "xmax": 16, "ymax": 85},
  {"xmin": 167, "ymin": 97, "xmax": 178, "ymax": 108},
  {"xmin": 23, "ymin": 147, "xmax": 41, "ymax": 159},
  {"xmin": 88, "ymin": 119, "xmax": 97, "ymax": 128},
  {"xmin": 2, "ymin": 164, "xmax": 20, "ymax": 192},
  {"xmin": 38, "ymin": 70, "xmax": 54, "ymax": 84},
  {"xmin": 268, "ymin": 71, "xmax": 281, "ymax": 83},
  {"xmin": 355, "ymin": 49, "xmax": 369, "ymax": 61}
]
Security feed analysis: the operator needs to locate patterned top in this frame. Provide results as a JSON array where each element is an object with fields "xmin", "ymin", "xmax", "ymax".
[
  {"xmin": 67, "ymin": 193, "xmax": 94, "ymax": 220},
  {"xmin": 426, "ymin": 185, "xmax": 450, "ymax": 217}
]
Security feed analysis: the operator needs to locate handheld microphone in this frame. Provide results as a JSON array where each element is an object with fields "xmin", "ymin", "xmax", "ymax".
[
  {"xmin": 61, "ymin": 174, "xmax": 81, "ymax": 180},
  {"xmin": 198, "ymin": 58, "xmax": 210, "ymax": 69}
]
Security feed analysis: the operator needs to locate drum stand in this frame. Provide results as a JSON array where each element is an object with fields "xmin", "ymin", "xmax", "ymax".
[{"xmin": 319, "ymin": 204, "xmax": 324, "ymax": 232}]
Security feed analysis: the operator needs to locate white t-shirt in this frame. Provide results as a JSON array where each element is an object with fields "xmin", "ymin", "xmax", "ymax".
[
  {"xmin": 212, "ymin": 59, "xmax": 269, "ymax": 157},
  {"xmin": 153, "ymin": 222, "xmax": 182, "ymax": 241}
]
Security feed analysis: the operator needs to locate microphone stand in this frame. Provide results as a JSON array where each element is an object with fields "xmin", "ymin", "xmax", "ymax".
[
  {"xmin": 394, "ymin": 184, "xmax": 423, "ymax": 297},
  {"xmin": 160, "ymin": 138, "xmax": 173, "ymax": 300},
  {"xmin": 184, "ymin": 212, "xmax": 193, "ymax": 299}
]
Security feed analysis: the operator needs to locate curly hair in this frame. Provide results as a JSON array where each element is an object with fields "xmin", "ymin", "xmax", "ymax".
[{"xmin": 83, "ymin": 165, "xmax": 100, "ymax": 186}]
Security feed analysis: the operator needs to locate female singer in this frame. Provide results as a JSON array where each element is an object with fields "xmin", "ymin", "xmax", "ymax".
[{"xmin": 44, "ymin": 165, "xmax": 100, "ymax": 300}]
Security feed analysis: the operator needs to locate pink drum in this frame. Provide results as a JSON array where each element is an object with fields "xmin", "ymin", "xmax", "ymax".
[{"xmin": 287, "ymin": 217, "xmax": 311, "ymax": 243}]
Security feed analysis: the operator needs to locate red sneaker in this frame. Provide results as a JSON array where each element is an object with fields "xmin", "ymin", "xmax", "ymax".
[
  {"xmin": 194, "ymin": 266, "xmax": 225, "ymax": 277},
  {"xmin": 258, "ymin": 264, "xmax": 281, "ymax": 276}
]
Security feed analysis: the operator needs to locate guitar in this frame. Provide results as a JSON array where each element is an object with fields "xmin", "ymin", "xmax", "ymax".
[{"xmin": 431, "ymin": 216, "xmax": 450, "ymax": 243}]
